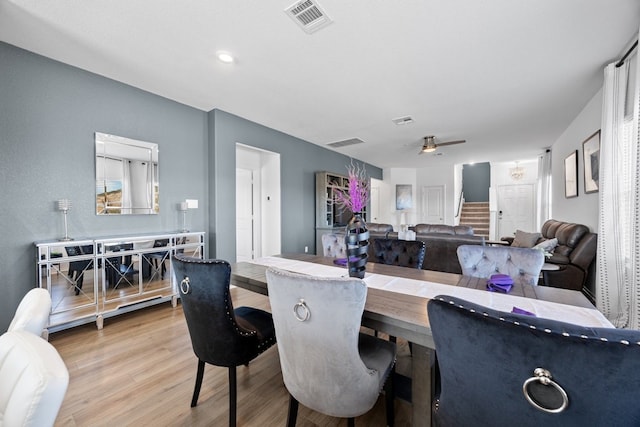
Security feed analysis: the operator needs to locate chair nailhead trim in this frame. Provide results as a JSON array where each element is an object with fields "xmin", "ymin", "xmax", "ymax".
[{"xmin": 439, "ymin": 297, "xmax": 637, "ymax": 346}]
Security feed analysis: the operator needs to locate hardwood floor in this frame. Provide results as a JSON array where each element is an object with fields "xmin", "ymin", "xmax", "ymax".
[{"xmin": 49, "ymin": 287, "xmax": 413, "ymax": 426}]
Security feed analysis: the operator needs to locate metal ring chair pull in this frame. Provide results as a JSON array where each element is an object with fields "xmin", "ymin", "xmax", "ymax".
[
  {"xmin": 522, "ymin": 367, "xmax": 569, "ymax": 413},
  {"xmin": 180, "ymin": 277, "xmax": 191, "ymax": 294},
  {"xmin": 293, "ymin": 299, "xmax": 310, "ymax": 322}
]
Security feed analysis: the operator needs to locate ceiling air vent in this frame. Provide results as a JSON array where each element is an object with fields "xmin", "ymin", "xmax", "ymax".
[
  {"xmin": 285, "ymin": 0, "xmax": 333, "ymax": 34},
  {"xmin": 392, "ymin": 116, "xmax": 414, "ymax": 125},
  {"xmin": 326, "ymin": 138, "xmax": 365, "ymax": 148}
]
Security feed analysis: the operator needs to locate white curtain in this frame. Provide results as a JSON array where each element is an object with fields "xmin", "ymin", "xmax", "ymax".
[
  {"xmin": 536, "ymin": 149, "xmax": 552, "ymax": 230},
  {"xmin": 596, "ymin": 35, "xmax": 640, "ymax": 328}
]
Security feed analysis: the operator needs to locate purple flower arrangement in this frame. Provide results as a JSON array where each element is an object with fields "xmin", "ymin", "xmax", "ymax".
[{"xmin": 333, "ymin": 160, "xmax": 370, "ymax": 214}]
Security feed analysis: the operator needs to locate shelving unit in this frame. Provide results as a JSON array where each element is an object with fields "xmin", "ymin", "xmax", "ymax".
[{"xmin": 315, "ymin": 171, "xmax": 367, "ymax": 254}]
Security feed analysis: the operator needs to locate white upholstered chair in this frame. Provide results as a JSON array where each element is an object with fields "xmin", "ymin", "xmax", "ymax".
[
  {"xmin": 266, "ymin": 267, "xmax": 396, "ymax": 426},
  {"xmin": 456, "ymin": 245, "xmax": 545, "ymax": 287},
  {"xmin": 8, "ymin": 288, "xmax": 51, "ymax": 338},
  {"xmin": 0, "ymin": 330, "xmax": 69, "ymax": 427}
]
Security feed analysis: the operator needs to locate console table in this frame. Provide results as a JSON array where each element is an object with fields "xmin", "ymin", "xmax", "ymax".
[{"xmin": 35, "ymin": 231, "xmax": 205, "ymax": 332}]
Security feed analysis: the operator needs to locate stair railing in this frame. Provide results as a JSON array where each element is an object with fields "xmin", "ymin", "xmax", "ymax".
[{"xmin": 455, "ymin": 190, "xmax": 464, "ymax": 220}]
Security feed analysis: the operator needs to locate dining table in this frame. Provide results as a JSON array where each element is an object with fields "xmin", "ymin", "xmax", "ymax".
[{"xmin": 230, "ymin": 254, "xmax": 612, "ymax": 427}]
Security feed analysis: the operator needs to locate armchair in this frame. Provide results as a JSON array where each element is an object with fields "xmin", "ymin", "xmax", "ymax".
[
  {"xmin": 8, "ymin": 288, "xmax": 51, "ymax": 338},
  {"xmin": 0, "ymin": 330, "xmax": 69, "ymax": 427},
  {"xmin": 501, "ymin": 219, "xmax": 597, "ymax": 292}
]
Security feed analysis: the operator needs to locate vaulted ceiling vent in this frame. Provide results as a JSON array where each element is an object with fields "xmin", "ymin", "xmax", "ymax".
[
  {"xmin": 326, "ymin": 138, "xmax": 365, "ymax": 148},
  {"xmin": 285, "ymin": 0, "xmax": 333, "ymax": 34}
]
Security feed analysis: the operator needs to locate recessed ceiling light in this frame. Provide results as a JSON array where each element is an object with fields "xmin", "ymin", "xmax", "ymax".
[{"xmin": 216, "ymin": 51, "xmax": 235, "ymax": 64}]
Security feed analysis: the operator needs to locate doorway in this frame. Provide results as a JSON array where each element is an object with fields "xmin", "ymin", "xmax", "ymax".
[
  {"xmin": 420, "ymin": 185, "xmax": 445, "ymax": 224},
  {"xmin": 497, "ymin": 184, "xmax": 535, "ymax": 238},
  {"xmin": 236, "ymin": 144, "xmax": 281, "ymax": 261}
]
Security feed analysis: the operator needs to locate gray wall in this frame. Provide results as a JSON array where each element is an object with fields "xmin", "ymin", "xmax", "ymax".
[
  {"xmin": 0, "ymin": 41, "xmax": 381, "ymax": 331},
  {"xmin": 463, "ymin": 162, "xmax": 490, "ymax": 202},
  {"xmin": 208, "ymin": 109, "xmax": 382, "ymax": 261},
  {"xmin": 0, "ymin": 41, "xmax": 209, "ymax": 330}
]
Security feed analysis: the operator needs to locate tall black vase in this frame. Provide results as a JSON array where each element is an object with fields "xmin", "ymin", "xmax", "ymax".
[{"xmin": 345, "ymin": 213, "xmax": 369, "ymax": 279}]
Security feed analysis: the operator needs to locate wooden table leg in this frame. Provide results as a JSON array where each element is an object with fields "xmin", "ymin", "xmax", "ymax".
[{"xmin": 411, "ymin": 343, "xmax": 434, "ymax": 427}]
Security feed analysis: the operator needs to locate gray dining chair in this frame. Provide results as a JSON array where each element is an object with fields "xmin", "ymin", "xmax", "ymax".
[
  {"xmin": 427, "ymin": 294, "xmax": 640, "ymax": 426},
  {"xmin": 456, "ymin": 244, "xmax": 545, "ymax": 286},
  {"xmin": 265, "ymin": 267, "xmax": 396, "ymax": 427},
  {"xmin": 321, "ymin": 233, "xmax": 347, "ymax": 258}
]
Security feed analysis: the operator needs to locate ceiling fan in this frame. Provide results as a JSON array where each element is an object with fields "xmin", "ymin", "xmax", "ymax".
[{"xmin": 419, "ymin": 135, "xmax": 466, "ymax": 154}]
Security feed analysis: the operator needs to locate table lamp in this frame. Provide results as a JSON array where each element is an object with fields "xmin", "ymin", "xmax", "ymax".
[{"xmin": 57, "ymin": 199, "xmax": 73, "ymax": 241}]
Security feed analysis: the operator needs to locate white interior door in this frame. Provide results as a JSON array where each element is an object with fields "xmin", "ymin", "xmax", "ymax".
[
  {"xmin": 421, "ymin": 185, "xmax": 444, "ymax": 224},
  {"xmin": 236, "ymin": 168, "xmax": 254, "ymax": 262},
  {"xmin": 497, "ymin": 184, "xmax": 535, "ymax": 238},
  {"xmin": 370, "ymin": 185, "xmax": 380, "ymax": 222}
]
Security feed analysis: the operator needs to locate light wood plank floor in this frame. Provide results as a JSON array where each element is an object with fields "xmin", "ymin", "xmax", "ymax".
[{"xmin": 49, "ymin": 287, "xmax": 413, "ymax": 426}]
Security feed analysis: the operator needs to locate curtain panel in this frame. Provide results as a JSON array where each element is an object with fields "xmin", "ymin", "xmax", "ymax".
[{"xmin": 596, "ymin": 32, "xmax": 640, "ymax": 328}]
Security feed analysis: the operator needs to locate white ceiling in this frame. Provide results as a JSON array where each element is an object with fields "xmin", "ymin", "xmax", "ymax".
[{"xmin": 1, "ymin": 0, "xmax": 638, "ymax": 169}]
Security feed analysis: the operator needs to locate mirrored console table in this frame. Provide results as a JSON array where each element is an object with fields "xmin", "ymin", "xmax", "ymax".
[{"xmin": 35, "ymin": 231, "xmax": 205, "ymax": 332}]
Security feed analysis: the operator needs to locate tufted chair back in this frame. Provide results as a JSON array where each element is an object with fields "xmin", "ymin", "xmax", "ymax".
[
  {"xmin": 0, "ymin": 330, "xmax": 69, "ymax": 427},
  {"xmin": 428, "ymin": 294, "xmax": 640, "ymax": 426},
  {"xmin": 321, "ymin": 233, "xmax": 347, "ymax": 258},
  {"xmin": 457, "ymin": 245, "xmax": 544, "ymax": 286},
  {"xmin": 265, "ymin": 267, "xmax": 396, "ymax": 425},
  {"xmin": 8, "ymin": 288, "xmax": 51, "ymax": 338},
  {"xmin": 372, "ymin": 238, "xmax": 426, "ymax": 269}
]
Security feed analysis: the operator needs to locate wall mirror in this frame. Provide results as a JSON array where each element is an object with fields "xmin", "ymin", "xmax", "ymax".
[{"xmin": 95, "ymin": 132, "xmax": 159, "ymax": 215}]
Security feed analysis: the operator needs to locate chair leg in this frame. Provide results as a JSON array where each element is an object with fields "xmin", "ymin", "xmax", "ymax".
[
  {"xmin": 347, "ymin": 418, "xmax": 355, "ymax": 427},
  {"xmin": 229, "ymin": 367, "xmax": 237, "ymax": 427},
  {"xmin": 385, "ymin": 366, "xmax": 396, "ymax": 427},
  {"xmin": 286, "ymin": 394, "xmax": 299, "ymax": 427},
  {"xmin": 191, "ymin": 360, "xmax": 205, "ymax": 407}
]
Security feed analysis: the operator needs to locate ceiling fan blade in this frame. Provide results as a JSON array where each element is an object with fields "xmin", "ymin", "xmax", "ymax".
[{"xmin": 437, "ymin": 139, "xmax": 466, "ymax": 147}]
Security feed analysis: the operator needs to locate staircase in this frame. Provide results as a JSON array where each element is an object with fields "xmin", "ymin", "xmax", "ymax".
[{"xmin": 459, "ymin": 202, "xmax": 490, "ymax": 239}]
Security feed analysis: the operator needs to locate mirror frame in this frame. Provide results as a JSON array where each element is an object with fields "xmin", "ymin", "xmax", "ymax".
[{"xmin": 95, "ymin": 132, "xmax": 159, "ymax": 215}]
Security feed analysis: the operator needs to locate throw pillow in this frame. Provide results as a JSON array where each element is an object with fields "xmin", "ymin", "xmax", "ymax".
[
  {"xmin": 533, "ymin": 237, "xmax": 558, "ymax": 253},
  {"xmin": 511, "ymin": 230, "xmax": 542, "ymax": 248}
]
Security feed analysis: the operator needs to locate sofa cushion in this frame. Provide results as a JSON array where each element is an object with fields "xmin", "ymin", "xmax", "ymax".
[
  {"xmin": 413, "ymin": 224, "xmax": 472, "ymax": 235},
  {"xmin": 453, "ymin": 225, "xmax": 474, "ymax": 235},
  {"xmin": 511, "ymin": 230, "xmax": 542, "ymax": 248},
  {"xmin": 366, "ymin": 223, "xmax": 394, "ymax": 233},
  {"xmin": 533, "ymin": 237, "xmax": 558, "ymax": 253}
]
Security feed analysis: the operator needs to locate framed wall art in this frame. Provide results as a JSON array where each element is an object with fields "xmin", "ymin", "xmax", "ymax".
[
  {"xmin": 582, "ymin": 130, "xmax": 601, "ymax": 194},
  {"xmin": 396, "ymin": 184, "xmax": 413, "ymax": 210},
  {"xmin": 564, "ymin": 150, "xmax": 578, "ymax": 198}
]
